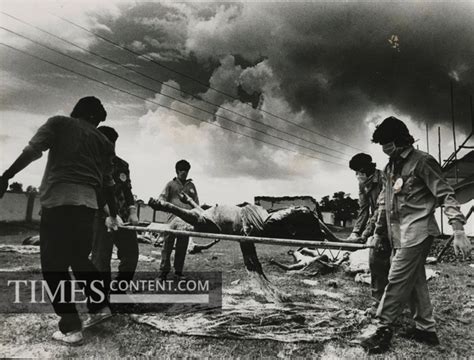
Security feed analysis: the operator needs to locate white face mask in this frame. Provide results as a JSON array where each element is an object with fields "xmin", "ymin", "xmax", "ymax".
[
  {"xmin": 356, "ymin": 171, "xmax": 367, "ymax": 183},
  {"xmin": 382, "ymin": 142, "xmax": 397, "ymax": 157}
]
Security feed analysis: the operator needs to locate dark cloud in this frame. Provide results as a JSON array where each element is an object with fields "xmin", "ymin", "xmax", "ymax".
[
  {"xmin": 262, "ymin": 2, "xmax": 474, "ymax": 134},
  {"xmin": 103, "ymin": 2, "xmax": 473, "ymax": 141},
  {"xmin": 1, "ymin": 2, "xmax": 473, "ymax": 183}
]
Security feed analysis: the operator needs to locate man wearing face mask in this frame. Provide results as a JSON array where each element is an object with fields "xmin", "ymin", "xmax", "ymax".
[
  {"xmin": 356, "ymin": 116, "xmax": 472, "ymax": 353},
  {"xmin": 347, "ymin": 154, "xmax": 391, "ymax": 309}
]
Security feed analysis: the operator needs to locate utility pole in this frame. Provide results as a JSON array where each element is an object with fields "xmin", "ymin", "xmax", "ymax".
[
  {"xmin": 438, "ymin": 126, "xmax": 444, "ymax": 234},
  {"xmin": 450, "ymin": 81, "xmax": 458, "ymax": 183},
  {"xmin": 426, "ymin": 123, "xmax": 430, "ymax": 154}
]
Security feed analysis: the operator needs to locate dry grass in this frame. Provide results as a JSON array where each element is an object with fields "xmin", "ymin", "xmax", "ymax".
[{"xmin": 0, "ymin": 224, "xmax": 472, "ymax": 358}]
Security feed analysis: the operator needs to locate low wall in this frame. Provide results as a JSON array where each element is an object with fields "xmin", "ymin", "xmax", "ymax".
[
  {"xmin": 0, "ymin": 192, "xmax": 39, "ymax": 222},
  {"xmin": 137, "ymin": 204, "xmax": 168, "ymax": 223},
  {"xmin": 0, "ymin": 192, "xmax": 168, "ymax": 224}
]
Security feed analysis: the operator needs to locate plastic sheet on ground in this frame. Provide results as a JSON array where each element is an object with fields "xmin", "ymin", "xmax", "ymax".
[{"xmin": 131, "ymin": 278, "xmax": 367, "ymax": 343}]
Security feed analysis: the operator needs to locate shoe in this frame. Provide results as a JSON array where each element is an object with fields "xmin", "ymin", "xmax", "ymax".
[
  {"xmin": 52, "ymin": 330, "xmax": 83, "ymax": 346},
  {"xmin": 400, "ymin": 327, "xmax": 440, "ymax": 346},
  {"xmin": 83, "ymin": 306, "xmax": 113, "ymax": 329},
  {"xmin": 355, "ymin": 323, "xmax": 393, "ymax": 354}
]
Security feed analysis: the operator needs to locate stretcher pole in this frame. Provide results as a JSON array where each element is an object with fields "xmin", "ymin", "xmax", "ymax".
[{"xmin": 120, "ymin": 225, "xmax": 372, "ymax": 251}]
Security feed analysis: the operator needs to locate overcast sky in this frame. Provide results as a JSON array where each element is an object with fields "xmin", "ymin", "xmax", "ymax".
[{"xmin": 0, "ymin": 1, "xmax": 473, "ymax": 206}]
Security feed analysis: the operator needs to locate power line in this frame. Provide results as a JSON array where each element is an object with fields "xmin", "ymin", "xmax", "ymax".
[
  {"xmin": 0, "ymin": 11, "xmax": 350, "ymax": 159},
  {"xmin": 0, "ymin": 42, "xmax": 346, "ymax": 167},
  {"xmin": 50, "ymin": 12, "xmax": 364, "ymax": 152},
  {"xmin": 0, "ymin": 26, "xmax": 348, "ymax": 162}
]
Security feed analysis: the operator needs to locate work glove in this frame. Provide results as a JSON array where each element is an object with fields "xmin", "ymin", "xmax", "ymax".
[
  {"xmin": 127, "ymin": 206, "xmax": 139, "ymax": 225},
  {"xmin": 0, "ymin": 175, "xmax": 9, "ymax": 198},
  {"xmin": 453, "ymin": 230, "xmax": 472, "ymax": 260},
  {"xmin": 105, "ymin": 215, "xmax": 123, "ymax": 232},
  {"xmin": 346, "ymin": 232, "xmax": 361, "ymax": 242}
]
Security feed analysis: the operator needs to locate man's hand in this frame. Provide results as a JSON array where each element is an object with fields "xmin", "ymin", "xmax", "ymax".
[
  {"xmin": 346, "ymin": 232, "xmax": 361, "ymax": 242},
  {"xmin": 127, "ymin": 206, "xmax": 139, "ymax": 225},
  {"xmin": 105, "ymin": 215, "xmax": 123, "ymax": 232},
  {"xmin": 148, "ymin": 197, "xmax": 164, "ymax": 210},
  {"xmin": 453, "ymin": 230, "xmax": 472, "ymax": 260},
  {"xmin": 179, "ymin": 192, "xmax": 192, "ymax": 204},
  {"xmin": 367, "ymin": 235, "xmax": 382, "ymax": 250},
  {"xmin": 0, "ymin": 176, "xmax": 9, "ymax": 198}
]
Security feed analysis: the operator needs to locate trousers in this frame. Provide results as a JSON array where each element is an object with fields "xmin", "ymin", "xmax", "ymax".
[
  {"xmin": 91, "ymin": 213, "xmax": 138, "ymax": 292},
  {"xmin": 369, "ymin": 236, "xmax": 392, "ymax": 302},
  {"xmin": 159, "ymin": 232, "xmax": 189, "ymax": 274},
  {"xmin": 377, "ymin": 237, "xmax": 436, "ymax": 331},
  {"xmin": 40, "ymin": 206, "xmax": 108, "ymax": 333}
]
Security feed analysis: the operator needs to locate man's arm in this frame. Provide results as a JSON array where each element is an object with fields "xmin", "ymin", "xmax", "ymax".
[
  {"xmin": 190, "ymin": 183, "xmax": 199, "ymax": 205},
  {"xmin": 372, "ymin": 180, "xmax": 388, "ymax": 239},
  {"xmin": 0, "ymin": 148, "xmax": 40, "ymax": 197},
  {"xmin": 0, "ymin": 117, "xmax": 58, "ymax": 197},
  {"xmin": 101, "ymin": 146, "xmax": 121, "ymax": 230},
  {"xmin": 348, "ymin": 186, "xmax": 369, "ymax": 240},
  {"xmin": 103, "ymin": 185, "xmax": 117, "ymax": 217},
  {"xmin": 158, "ymin": 182, "xmax": 171, "ymax": 202},
  {"xmin": 419, "ymin": 156, "xmax": 471, "ymax": 257},
  {"xmin": 121, "ymin": 161, "xmax": 138, "ymax": 224},
  {"xmin": 360, "ymin": 208, "xmax": 378, "ymax": 241}
]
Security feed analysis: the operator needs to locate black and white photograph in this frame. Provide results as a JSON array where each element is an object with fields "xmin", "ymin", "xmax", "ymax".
[{"xmin": 0, "ymin": 0, "xmax": 472, "ymax": 358}]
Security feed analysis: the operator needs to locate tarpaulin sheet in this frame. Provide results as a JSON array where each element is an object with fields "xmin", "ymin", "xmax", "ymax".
[{"xmin": 131, "ymin": 278, "xmax": 367, "ymax": 343}]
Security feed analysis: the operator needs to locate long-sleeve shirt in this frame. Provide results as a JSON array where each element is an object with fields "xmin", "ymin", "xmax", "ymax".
[
  {"xmin": 112, "ymin": 156, "xmax": 135, "ymax": 219},
  {"xmin": 373, "ymin": 146, "xmax": 465, "ymax": 248},
  {"xmin": 97, "ymin": 156, "xmax": 135, "ymax": 219},
  {"xmin": 352, "ymin": 169, "xmax": 384, "ymax": 239},
  {"xmin": 159, "ymin": 177, "xmax": 199, "ymax": 222},
  {"xmin": 26, "ymin": 116, "xmax": 115, "ymax": 209}
]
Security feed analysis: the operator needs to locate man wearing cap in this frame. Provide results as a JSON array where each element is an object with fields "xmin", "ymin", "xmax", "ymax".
[
  {"xmin": 0, "ymin": 97, "xmax": 121, "ymax": 345},
  {"xmin": 356, "ymin": 116, "xmax": 472, "ymax": 353},
  {"xmin": 347, "ymin": 153, "xmax": 391, "ymax": 309},
  {"xmin": 155, "ymin": 159, "xmax": 199, "ymax": 280}
]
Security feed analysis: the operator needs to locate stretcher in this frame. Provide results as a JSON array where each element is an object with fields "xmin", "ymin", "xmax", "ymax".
[{"xmin": 120, "ymin": 223, "xmax": 373, "ymax": 251}]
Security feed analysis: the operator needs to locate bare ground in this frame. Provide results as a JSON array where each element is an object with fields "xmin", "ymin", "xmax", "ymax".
[{"xmin": 0, "ymin": 223, "xmax": 472, "ymax": 359}]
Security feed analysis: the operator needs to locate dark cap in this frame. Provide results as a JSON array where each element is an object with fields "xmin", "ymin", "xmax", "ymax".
[{"xmin": 349, "ymin": 153, "xmax": 373, "ymax": 172}]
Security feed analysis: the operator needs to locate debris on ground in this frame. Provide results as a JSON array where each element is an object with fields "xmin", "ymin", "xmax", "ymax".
[
  {"xmin": 326, "ymin": 280, "xmax": 340, "ymax": 288},
  {"xmin": 22, "ymin": 235, "xmax": 40, "ymax": 246},
  {"xmin": 342, "ymin": 249, "xmax": 370, "ymax": 274},
  {"xmin": 354, "ymin": 273, "xmax": 371, "ymax": 285},
  {"xmin": 111, "ymin": 251, "xmax": 155, "ymax": 263},
  {"xmin": 0, "ymin": 244, "xmax": 40, "ymax": 254}
]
